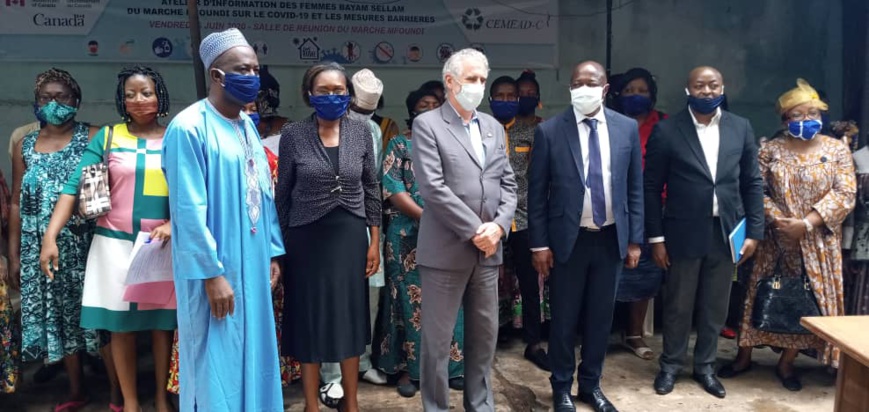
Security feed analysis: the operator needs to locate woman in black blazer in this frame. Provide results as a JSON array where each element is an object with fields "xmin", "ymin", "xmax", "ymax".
[{"xmin": 276, "ymin": 62, "xmax": 381, "ymax": 412}]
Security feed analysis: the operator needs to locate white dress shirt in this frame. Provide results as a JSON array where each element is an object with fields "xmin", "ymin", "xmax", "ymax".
[
  {"xmin": 449, "ymin": 102, "xmax": 485, "ymax": 166},
  {"xmin": 648, "ymin": 107, "xmax": 722, "ymax": 244},
  {"xmin": 531, "ymin": 107, "xmax": 614, "ymax": 253},
  {"xmin": 691, "ymin": 107, "xmax": 722, "ymax": 217},
  {"xmin": 576, "ymin": 107, "xmax": 614, "ymax": 228}
]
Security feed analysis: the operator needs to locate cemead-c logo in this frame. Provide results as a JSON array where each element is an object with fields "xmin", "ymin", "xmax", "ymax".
[{"xmin": 462, "ymin": 8, "xmax": 483, "ymax": 31}]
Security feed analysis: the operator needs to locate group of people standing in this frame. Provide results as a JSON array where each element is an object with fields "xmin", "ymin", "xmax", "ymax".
[{"xmin": 0, "ymin": 26, "xmax": 865, "ymax": 412}]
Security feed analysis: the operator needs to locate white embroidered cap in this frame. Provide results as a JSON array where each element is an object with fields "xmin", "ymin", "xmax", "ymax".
[{"xmin": 200, "ymin": 28, "xmax": 251, "ymax": 70}]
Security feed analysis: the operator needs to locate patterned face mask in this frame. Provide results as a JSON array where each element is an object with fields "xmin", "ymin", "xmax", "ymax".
[{"xmin": 38, "ymin": 101, "xmax": 77, "ymax": 125}]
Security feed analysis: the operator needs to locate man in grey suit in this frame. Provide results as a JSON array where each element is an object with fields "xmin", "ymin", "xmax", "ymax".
[{"xmin": 412, "ymin": 48, "xmax": 518, "ymax": 412}]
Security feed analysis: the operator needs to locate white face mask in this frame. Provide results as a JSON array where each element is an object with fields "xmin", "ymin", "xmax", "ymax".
[
  {"xmin": 570, "ymin": 86, "xmax": 604, "ymax": 115},
  {"xmin": 454, "ymin": 81, "xmax": 485, "ymax": 111},
  {"xmin": 347, "ymin": 110, "xmax": 373, "ymax": 123}
]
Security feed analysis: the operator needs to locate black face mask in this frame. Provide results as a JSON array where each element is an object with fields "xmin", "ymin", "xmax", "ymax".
[
  {"xmin": 518, "ymin": 96, "xmax": 539, "ymax": 116},
  {"xmin": 407, "ymin": 107, "xmax": 435, "ymax": 128},
  {"xmin": 407, "ymin": 111, "xmax": 418, "ymax": 128}
]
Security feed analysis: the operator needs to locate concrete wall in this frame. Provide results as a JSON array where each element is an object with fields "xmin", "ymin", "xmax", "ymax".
[{"xmin": 0, "ymin": 0, "xmax": 842, "ymax": 178}]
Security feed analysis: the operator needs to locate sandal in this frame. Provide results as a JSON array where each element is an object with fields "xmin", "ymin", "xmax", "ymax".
[
  {"xmin": 622, "ymin": 335, "xmax": 654, "ymax": 360},
  {"xmin": 54, "ymin": 399, "xmax": 89, "ymax": 412},
  {"xmin": 775, "ymin": 369, "xmax": 802, "ymax": 392},
  {"xmin": 109, "ymin": 403, "xmax": 124, "ymax": 412}
]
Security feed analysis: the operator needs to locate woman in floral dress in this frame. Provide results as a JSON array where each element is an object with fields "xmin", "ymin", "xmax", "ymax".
[
  {"xmin": 8, "ymin": 68, "xmax": 108, "ymax": 411},
  {"xmin": 0, "ymin": 266, "xmax": 17, "ymax": 395},
  {"xmin": 0, "ymin": 169, "xmax": 19, "ymax": 394},
  {"xmin": 719, "ymin": 79, "xmax": 856, "ymax": 391},
  {"xmin": 371, "ymin": 89, "xmax": 464, "ymax": 398}
]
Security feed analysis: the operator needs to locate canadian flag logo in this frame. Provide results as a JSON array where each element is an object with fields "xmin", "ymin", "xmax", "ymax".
[{"xmin": 6, "ymin": 0, "xmax": 25, "ymax": 6}]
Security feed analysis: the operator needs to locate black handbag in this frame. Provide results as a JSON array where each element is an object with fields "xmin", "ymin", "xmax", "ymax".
[{"xmin": 751, "ymin": 253, "xmax": 821, "ymax": 335}]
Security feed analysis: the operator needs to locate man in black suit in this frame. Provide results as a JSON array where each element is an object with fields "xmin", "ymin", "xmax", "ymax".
[
  {"xmin": 644, "ymin": 66, "xmax": 764, "ymax": 399},
  {"xmin": 528, "ymin": 61, "xmax": 644, "ymax": 412}
]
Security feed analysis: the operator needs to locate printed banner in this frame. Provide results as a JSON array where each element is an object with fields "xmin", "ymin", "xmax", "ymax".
[{"xmin": 0, "ymin": 0, "xmax": 558, "ymax": 67}]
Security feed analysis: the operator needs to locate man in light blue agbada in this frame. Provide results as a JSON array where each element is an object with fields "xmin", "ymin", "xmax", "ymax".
[{"xmin": 161, "ymin": 28, "xmax": 285, "ymax": 412}]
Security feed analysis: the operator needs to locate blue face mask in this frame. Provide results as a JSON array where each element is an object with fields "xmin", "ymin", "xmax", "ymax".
[
  {"xmin": 490, "ymin": 100, "xmax": 519, "ymax": 122},
  {"xmin": 517, "ymin": 96, "xmax": 539, "ymax": 116},
  {"xmin": 619, "ymin": 94, "xmax": 653, "ymax": 116},
  {"xmin": 687, "ymin": 94, "xmax": 726, "ymax": 115},
  {"xmin": 788, "ymin": 119, "xmax": 822, "ymax": 141},
  {"xmin": 248, "ymin": 112, "xmax": 261, "ymax": 126},
  {"xmin": 218, "ymin": 70, "xmax": 261, "ymax": 104},
  {"xmin": 309, "ymin": 94, "xmax": 351, "ymax": 121},
  {"xmin": 38, "ymin": 101, "xmax": 78, "ymax": 126}
]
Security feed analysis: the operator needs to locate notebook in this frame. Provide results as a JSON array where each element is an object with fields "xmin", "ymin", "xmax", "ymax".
[{"xmin": 729, "ymin": 218, "xmax": 747, "ymax": 264}]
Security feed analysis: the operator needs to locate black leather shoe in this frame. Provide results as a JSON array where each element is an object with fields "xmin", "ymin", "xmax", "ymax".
[
  {"xmin": 524, "ymin": 346, "xmax": 551, "ymax": 371},
  {"xmin": 397, "ymin": 379, "xmax": 418, "ymax": 398},
  {"xmin": 654, "ymin": 371, "xmax": 677, "ymax": 395},
  {"xmin": 448, "ymin": 377, "xmax": 464, "ymax": 391},
  {"xmin": 693, "ymin": 373, "xmax": 726, "ymax": 398},
  {"xmin": 552, "ymin": 392, "xmax": 576, "ymax": 412},
  {"xmin": 577, "ymin": 388, "xmax": 618, "ymax": 412}
]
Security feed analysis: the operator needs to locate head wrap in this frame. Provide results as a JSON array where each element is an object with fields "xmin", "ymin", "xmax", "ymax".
[
  {"xmin": 257, "ymin": 65, "xmax": 280, "ymax": 117},
  {"xmin": 199, "ymin": 28, "xmax": 250, "ymax": 70},
  {"xmin": 776, "ymin": 78, "xmax": 828, "ymax": 116},
  {"xmin": 405, "ymin": 88, "xmax": 440, "ymax": 128},
  {"xmin": 351, "ymin": 69, "xmax": 383, "ymax": 111}
]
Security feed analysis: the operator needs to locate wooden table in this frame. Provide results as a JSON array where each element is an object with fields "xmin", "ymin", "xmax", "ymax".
[{"xmin": 801, "ymin": 316, "xmax": 869, "ymax": 412}]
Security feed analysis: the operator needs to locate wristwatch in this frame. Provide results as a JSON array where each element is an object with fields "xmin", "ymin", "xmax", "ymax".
[{"xmin": 803, "ymin": 218, "xmax": 814, "ymax": 233}]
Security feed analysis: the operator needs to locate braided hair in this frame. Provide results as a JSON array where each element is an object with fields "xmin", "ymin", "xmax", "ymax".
[
  {"xmin": 34, "ymin": 68, "xmax": 82, "ymax": 106},
  {"xmin": 115, "ymin": 66, "xmax": 170, "ymax": 121}
]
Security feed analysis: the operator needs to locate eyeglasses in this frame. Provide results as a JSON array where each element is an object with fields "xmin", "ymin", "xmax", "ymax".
[
  {"xmin": 310, "ymin": 90, "xmax": 348, "ymax": 97},
  {"xmin": 37, "ymin": 93, "xmax": 75, "ymax": 105},
  {"xmin": 786, "ymin": 109, "xmax": 822, "ymax": 121}
]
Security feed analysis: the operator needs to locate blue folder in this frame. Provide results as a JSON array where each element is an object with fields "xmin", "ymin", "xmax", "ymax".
[{"xmin": 729, "ymin": 218, "xmax": 747, "ymax": 263}]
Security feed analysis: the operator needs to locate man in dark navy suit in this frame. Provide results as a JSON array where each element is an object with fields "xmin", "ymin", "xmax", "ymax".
[
  {"xmin": 528, "ymin": 61, "xmax": 644, "ymax": 412},
  {"xmin": 644, "ymin": 66, "xmax": 763, "ymax": 399}
]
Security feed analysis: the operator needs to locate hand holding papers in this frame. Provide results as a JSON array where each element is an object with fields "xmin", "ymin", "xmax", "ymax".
[{"xmin": 123, "ymin": 232, "xmax": 176, "ymax": 309}]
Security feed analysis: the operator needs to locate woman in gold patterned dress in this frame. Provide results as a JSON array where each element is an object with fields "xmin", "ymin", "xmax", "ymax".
[{"xmin": 718, "ymin": 79, "xmax": 856, "ymax": 391}]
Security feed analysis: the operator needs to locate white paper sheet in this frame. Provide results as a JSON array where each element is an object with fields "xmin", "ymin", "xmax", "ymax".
[{"xmin": 125, "ymin": 232, "xmax": 173, "ymax": 285}]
